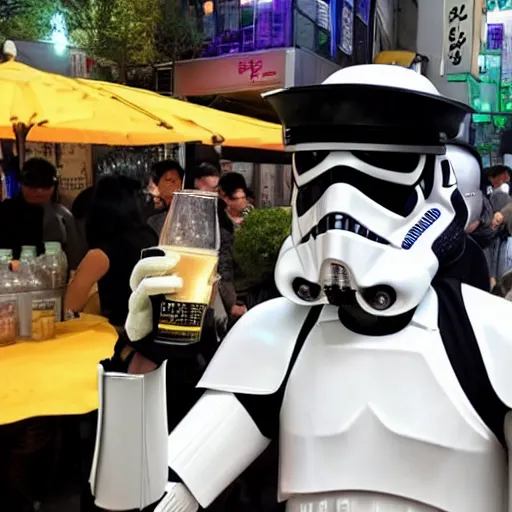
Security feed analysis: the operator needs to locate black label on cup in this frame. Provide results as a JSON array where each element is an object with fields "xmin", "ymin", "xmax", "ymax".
[{"xmin": 156, "ymin": 299, "xmax": 207, "ymax": 344}]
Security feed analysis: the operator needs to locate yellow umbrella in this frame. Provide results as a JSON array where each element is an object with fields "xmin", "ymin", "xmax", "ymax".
[
  {"xmin": 0, "ymin": 60, "xmax": 284, "ymax": 163},
  {"xmin": 77, "ymin": 79, "xmax": 284, "ymax": 151},
  {"xmin": 0, "ymin": 60, "xmax": 196, "ymax": 161}
]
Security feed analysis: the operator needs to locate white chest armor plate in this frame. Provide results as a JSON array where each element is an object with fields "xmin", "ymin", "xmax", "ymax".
[{"xmin": 279, "ymin": 289, "xmax": 507, "ymax": 512}]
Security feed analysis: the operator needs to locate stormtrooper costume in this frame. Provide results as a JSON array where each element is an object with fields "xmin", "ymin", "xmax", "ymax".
[
  {"xmin": 91, "ymin": 65, "xmax": 512, "ymax": 512},
  {"xmin": 443, "ymin": 141, "xmax": 491, "ymax": 291}
]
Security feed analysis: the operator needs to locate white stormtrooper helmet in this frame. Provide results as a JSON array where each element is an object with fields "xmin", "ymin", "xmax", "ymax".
[
  {"xmin": 445, "ymin": 141, "xmax": 484, "ymax": 230},
  {"xmin": 264, "ymin": 65, "xmax": 473, "ymax": 317}
]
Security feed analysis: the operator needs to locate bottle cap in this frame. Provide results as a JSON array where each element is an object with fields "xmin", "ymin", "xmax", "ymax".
[
  {"xmin": 0, "ymin": 248, "xmax": 12, "ymax": 261},
  {"xmin": 45, "ymin": 241, "xmax": 62, "ymax": 254},
  {"xmin": 20, "ymin": 246, "xmax": 36, "ymax": 258}
]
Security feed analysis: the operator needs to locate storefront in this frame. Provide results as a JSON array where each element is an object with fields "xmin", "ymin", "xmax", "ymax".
[
  {"xmin": 162, "ymin": 1, "xmax": 377, "ymax": 119},
  {"xmin": 468, "ymin": 2, "xmax": 512, "ymax": 165},
  {"xmin": 174, "ymin": 47, "xmax": 339, "ymax": 121},
  {"xmin": 163, "ymin": 1, "xmax": 378, "ymax": 205},
  {"xmin": 197, "ymin": 0, "xmax": 375, "ymax": 64}
]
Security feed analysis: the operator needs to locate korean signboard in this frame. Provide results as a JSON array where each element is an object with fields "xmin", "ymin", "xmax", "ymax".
[
  {"xmin": 444, "ymin": 0, "xmax": 484, "ymax": 78},
  {"xmin": 341, "ymin": 0, "xmax": 355, "ymax": 56},
  {"xmin": 238, "ymin": 58, "xmax": 278, "ymax": 83},
  {"xmin": 173, "ymin": 49, "xmax": 285, "ymax": 96}
]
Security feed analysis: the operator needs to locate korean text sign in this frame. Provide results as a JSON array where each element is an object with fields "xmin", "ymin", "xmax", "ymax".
[{"xmin": 444, "ymin": 0, "xmax": 479, "ymax": 76}]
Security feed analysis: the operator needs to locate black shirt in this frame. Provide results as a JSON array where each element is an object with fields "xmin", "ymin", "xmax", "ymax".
[
  {"xmin": 0, "ymin": 195, "xmax": 86, "ymax": 268},
  {"xmin": 0, "ymin": 196, "xmax": 44, "ymax": 257},
  {"xmin": 438, "ymin": 235, "xmax": 490, "ymax": 292},
  {"xmin": 96, "ymin": 225, "xmax": 158, "ymax": 326}
]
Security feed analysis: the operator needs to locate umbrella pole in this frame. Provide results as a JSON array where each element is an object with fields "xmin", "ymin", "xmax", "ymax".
[{"xmin": 13, "ymin": 123, "xmax": 30, "ymax": 167}]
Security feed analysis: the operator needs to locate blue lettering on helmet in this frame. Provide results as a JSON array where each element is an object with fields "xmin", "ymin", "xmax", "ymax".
[{"xmin": 402, "ymin": 208, "xmax": 441, "ymax": 250}]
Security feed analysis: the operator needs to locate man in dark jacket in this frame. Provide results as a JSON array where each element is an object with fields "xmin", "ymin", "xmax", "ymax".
[{"xmin": 0, "ymin": 158, "xmax": 86, "ymax": 270}]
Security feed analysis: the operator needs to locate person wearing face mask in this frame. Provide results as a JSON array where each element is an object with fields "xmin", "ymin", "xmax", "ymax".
[
  {"xmin": 147, "ymin": 160, "xmax": 184, "ymax": 237},
  {"xmin": 0, "ymin": 157, "xmax": 86, "ymax": 270}
]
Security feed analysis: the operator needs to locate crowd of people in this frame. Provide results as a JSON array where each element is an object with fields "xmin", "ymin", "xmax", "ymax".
[
  {"xmin": 0, "ymin": 156, "xmax": 261, "ymax": 331},
  {"xmin": 469, "ymin": 163, "xmax": 512, "ymax": 294},
  {"xmin": 0, "ymin": 156, "xmax": 268, "ymax": 512}
]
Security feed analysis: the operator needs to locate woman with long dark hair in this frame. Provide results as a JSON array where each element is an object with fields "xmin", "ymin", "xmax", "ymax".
[{"xmin": 64, "ymin": 175, "xmax": 158, "ymax": 328}]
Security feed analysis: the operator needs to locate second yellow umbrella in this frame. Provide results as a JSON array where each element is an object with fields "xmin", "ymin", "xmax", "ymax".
[
  {"xmin": 0, "ymin": 60, "xmax": 210, "ymax": 162},
  {"xmin": 77, "ymin": 79, "xmax": 284, "ymax": 151}
]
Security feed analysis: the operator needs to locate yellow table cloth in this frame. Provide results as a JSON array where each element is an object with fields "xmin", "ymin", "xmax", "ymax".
[{"xmin": 0, "ymin": 314, "xmax": 117, "ymax": 426}]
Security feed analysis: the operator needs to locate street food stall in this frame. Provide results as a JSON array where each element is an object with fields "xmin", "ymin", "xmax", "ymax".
[{"xmin": 0, "ymin": 48, "xmax": 285, "ymax": 510}]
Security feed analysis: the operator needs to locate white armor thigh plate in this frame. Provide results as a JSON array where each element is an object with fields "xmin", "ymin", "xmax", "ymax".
[
  {"xmin": 279, "ymin": 289, "xmax": 507, "ymax": 512},
  {"xmin": 286, "ymin": 491, "xmax": 439, "ymax": 512}
]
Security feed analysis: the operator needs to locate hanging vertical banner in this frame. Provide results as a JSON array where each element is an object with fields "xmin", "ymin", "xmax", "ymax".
[
  {"xmin": 444, "ymin": 0, "xmax": 484, "ymax": 78},
  {"xmin": 341, "ymin": 0, "xmax": 355, "ymax": 55},
  {"xmin": 444, "ymin": 0, "xmax": 474, "ymax": 74},
  {"xmin": 356, "ymin": 0, "xmax": 371, "ymax": 25}
]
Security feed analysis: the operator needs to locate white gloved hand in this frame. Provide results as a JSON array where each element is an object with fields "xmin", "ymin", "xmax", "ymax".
[
  {"xmin": 154, "ymin": 482, "xmax": 199, "ymax": 512},
  {"xmin": 125, "ymin": 253, "xmax": 183, "ymax": 342}
]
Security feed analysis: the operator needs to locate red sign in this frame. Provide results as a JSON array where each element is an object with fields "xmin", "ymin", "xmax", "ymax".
[
  {"xmin": 173, "ymin": 49, "xmax": 286, "ymax": 96},
  {"xmin": 238, "ymin": 58, "xmax": 277, "ymax": 82}
]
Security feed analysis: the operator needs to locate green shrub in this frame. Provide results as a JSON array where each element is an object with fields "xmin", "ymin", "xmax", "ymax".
[{"xmin": 233, "ymin": 207, "xmax": 292, "ymax": 283}]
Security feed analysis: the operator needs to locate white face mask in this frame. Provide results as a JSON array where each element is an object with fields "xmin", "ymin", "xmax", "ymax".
[{"xmin": 275, "ymin": 150, "xmax": 467, "ymax": 317}]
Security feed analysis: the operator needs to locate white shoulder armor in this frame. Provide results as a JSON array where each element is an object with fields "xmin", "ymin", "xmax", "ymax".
[
  {"xmin": 198, "ymin": 297, "xmax": 312, "ymax": 395},
  {"xmin": 462, "ymin": 284, "xmax": 512, "ymax": 407}
]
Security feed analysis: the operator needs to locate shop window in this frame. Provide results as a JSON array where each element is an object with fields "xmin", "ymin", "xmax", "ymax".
[
  {"xmin": 240, "ymin": 0, "xmax": 255, "ymax": 51},
  {"xmin": 200, "ymin": 0, "xmax": 292, "ymax": 57},
  {"xmin": 317, "ymin": 27, "xmax": 331, "ymax": 58},
  {"xmin": 217, "ymin": 0, "xmax": 240, "ymax": 33},
  {"xmin": 294, "ymin": 0, "xmax": 332, "ymax": 57},
  {"xmin": 202, "ymin": 1, "xmax": 216, "ymax": 41},
  {"xmin": 296, "ymin": 0, "xmax": 317, "ymax": 20},
  {"xmin": 295, "ymin": 11, "xmax": 316, "ymax": 52},
  {"xmin": 215, "ymin": 0, "xmax": 240, "ymax": 54},
  {"xmin": 155, "ymin": 67, "xmax": 173, "ymax": 96},
  {"xmin": 255, "ymin": 0, "xmax": 292, "ymax": 50}
]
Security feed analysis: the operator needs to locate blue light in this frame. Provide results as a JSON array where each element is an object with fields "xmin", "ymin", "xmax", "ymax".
[{"xmin": 330, "ymin": 0, "xmax": 337, "ymax": 58}]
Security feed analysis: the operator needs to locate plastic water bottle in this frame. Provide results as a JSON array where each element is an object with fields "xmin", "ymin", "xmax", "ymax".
[
  {"xmin": 0, "ymin": 248, "xmax": 12, "ymax": 264},
  {"xmin": 43, "ymin": 242, "xmax": 63, "ymax": 289},
  {"xmin": 43, "ymin": 241, "xmax": 67, "ymax": 288},
  {"xmin": 20, "ymin": 245, "xmax": 37, "ymax": 259},
  {"xmin": 41, "ymin": 241, "xmax": 67, "ymax": 322},
  {"xmin": 20, "ymin": 245, "xmax": 37, "ymax": 275},
  {"xmin": 0, "ymin": 249, "xmax": 17, "ymax": 345},
  {"xmin": 0, "ymin": 249, "xmax": 14, "ymax": 289}
]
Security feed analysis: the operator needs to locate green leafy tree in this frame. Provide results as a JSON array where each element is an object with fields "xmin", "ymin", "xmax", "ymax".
[
  {"xmin": 1, "ymin": 0, "xmax": 204, "ymax": 86},
  {"xmin": 67, "ymin": 0, "xmax": 161, "ymax": 83},
  {"xmin": 66, "ymin": 0, "xmax": 203, "ymax": 84},
  {"xmin": 0, "ymin": 0, "xmax": 62, "ymax": 43},
  {"xmin": 157, "ymin": 0, "xmax": 203, "ymax": 62},
  {"xmin": 67, "ymin": 0, "xmax": 204, "ymax": 84}
]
